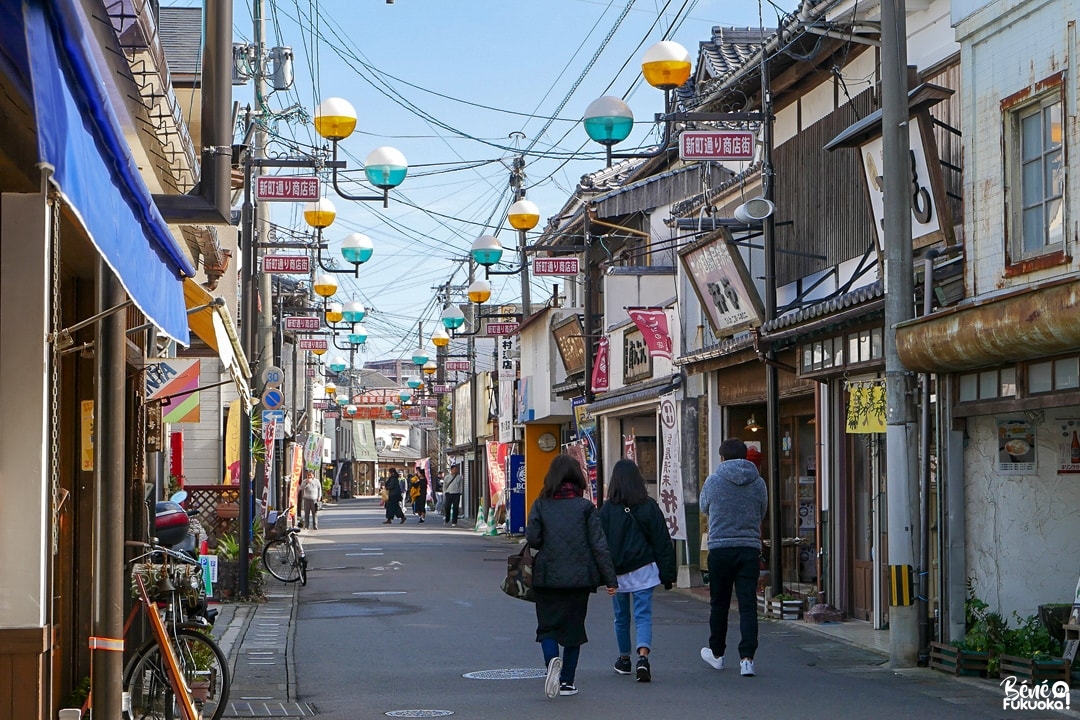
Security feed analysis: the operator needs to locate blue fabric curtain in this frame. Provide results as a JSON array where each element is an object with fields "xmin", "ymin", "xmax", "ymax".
[{"xmin": 24, "ymin": 0, "xmax": 194, "ymax": 344}]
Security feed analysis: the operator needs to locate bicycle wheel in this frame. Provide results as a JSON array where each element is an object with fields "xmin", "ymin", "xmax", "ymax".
[
  {"xmin": 262, "ymin": 537, "xmax": 301, "ymax": 582},
  {"xmin": 125, "ymin": 628, "xmax": 230, "ymax": 720}
]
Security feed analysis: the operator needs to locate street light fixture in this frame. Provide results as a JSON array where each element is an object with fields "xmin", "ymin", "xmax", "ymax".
[
  {"xmin": 441, "ymin": 305, "xmax": 466, "ymax": 331},
  {"xmin": 467, "ymin": 279, "xmax": 492, "ymax": 305},
  {"xmin": 325, "ymin": 302, "xmax": 344, "ymax": 326},
  {"xmin": 422, "ymin": 359, "xmax": 438, "ymax": 377},
  {"xmin": 342, "ymin": 300, "xmax": 366, "ymax": 323},
  {"xmin": 348, "ymin": 323, "xmax": 368, "ymax": 345},
  {"xmin": 431, "ymin": 325, "xmax": 450, "ymax": 347},
  {"xmin": 313, "ymin": 97, "xmax": 408, "ymax": 208},
  {"xmin": 471, "ymin": 235, "xmax": 504, "ymax": 267},
  {"xmin": 328, "ymin": 356, "xmax": 347, "ymax": 374}
]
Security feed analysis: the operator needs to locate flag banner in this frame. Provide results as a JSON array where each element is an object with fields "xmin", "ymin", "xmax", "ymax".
[
  {"xmin": 623, "ymin": 433, "xmax": 637, "ymax": 461},
  {"xmin": 590, "ymin": 337, "xmax": 609, "ymax": 393},
  {"xmin": 627, "ymin": 308, "xmax": 673, "ymax": 360},
  {"xmin": 658, "ymin": 391, "xmax": 686, "ymax": 540}
]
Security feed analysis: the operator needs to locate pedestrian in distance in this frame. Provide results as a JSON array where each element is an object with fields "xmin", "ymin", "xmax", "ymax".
[
  {"xmin": 526, "ymin": 453, "xmax": 618, "ymax": 699},
  {"xmin": 699, "ymin": 438, "xmax": 769, "ymax": 677},
  {"xmin": 299, "ymin": 470, "xmax": 321, "ymax": 530},
  {"xmin": 409, "ymin": 469, "xmax": 428, "ymax": 523},
  {"xmin": 382, "ymin": 468, "xmax": 406, "ymax": 524},
  {"xmin": 598, "ymin": 459, "xmax": 677, "ymax": 683},
  {"xmin": 443, "ymin": 463, "xmax": 463, "ymax": 526}
]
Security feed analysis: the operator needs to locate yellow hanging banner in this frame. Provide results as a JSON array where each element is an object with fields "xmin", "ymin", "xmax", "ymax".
[
  {"xmin": 223, "ymin": 398, "xmax": 241, "ymax": 484},
  {"xmin": 846, "ymin": 383, "xmax": 887, "ymax": 434},
  {"xmin": 81, "ymin": 400, "xmax": 94, "ymax": 471}
]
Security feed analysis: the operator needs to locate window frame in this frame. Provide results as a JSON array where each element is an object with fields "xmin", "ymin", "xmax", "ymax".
[{"xmin": 1003, "ymin": 74, "xmax": 1066, "ymax": 266}]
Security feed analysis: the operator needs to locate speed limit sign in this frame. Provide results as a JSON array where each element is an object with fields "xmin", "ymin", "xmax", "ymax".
[{"xmin": 261, "ymin": 365, "xmax": 285, "ymax": 387}]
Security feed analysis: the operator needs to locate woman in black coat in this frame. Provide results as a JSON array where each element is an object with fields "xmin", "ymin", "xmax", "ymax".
[
  {"xmin": 598, "ymin": 459, "xmax": 677, "ymax": 682},
  {"xmin": 382, "ymin": 468, "xmax": 406, "ymax": 524},
  {"xmin": 526, "ymin": 454, "xmax": 617, "ymax": 699}
]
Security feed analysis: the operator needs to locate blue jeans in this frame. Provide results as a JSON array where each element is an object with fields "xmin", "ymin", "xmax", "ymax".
[
  {"xmin": 611, "ymin": 587, "xmax": 654, "ymax": 654},
  {"xmin": 541, "ymin": 638, "xmax": 580, "ymax": 684},
  {"xmin": 707, "ymin": 547, "xmax": 760, "ymax": 660}
]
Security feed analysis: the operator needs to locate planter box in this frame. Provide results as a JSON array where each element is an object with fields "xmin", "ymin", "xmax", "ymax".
[
  {"xmin": 764, "ymin": 598, "xmax": 803, "ymax": 619},
  {"xmin": 215, "ymin": 503, "xmax": 239, "ymax": 519},
  {"xmin": 929, "ymin": 641, "xmax": 991, "ymax": 677},
  {"xmin": 998, "ymin": 654, "xmax": 1071, "ymax": 684}
]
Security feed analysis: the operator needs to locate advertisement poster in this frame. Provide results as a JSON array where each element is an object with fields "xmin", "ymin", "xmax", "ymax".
[
  {"xmin": 623, "ymin": 433, "xmax": 637, "ymax": 461},
  {"xmin": 486, "ymin": 441, "xmax": 508, "ymax": 513},
  {"xmin": 144, "ymin": 358, "xmax": 201, "ymax": 423},
  {"xmin": 81, "ymin": 400, "xmax": 94, "ymax": 471},
  {"xmin": 658, "ymin": 391, "xmax": 686, "ymax": 539},
  {"xmin": 996, "ymin": 418, "xmax": 1036, "ymax": 475},
  {"xmin": 223, "ymin": 399, "xmax": 241, "ymax": 484},
  {"xmin": 1056, "ymin": 418, "xmax": 1080, "ymax": 474},
  {"xmin": 572, "ymin": 399, "xmax": 598, "ymax": 468}
]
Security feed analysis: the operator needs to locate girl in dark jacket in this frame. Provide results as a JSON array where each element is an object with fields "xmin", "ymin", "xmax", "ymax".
[
  {"xmin": 598, "ymin": 459, "xmax": 678, "ymax": 683},
  {"xmin": 526, "ymin": 454, "xmax": 618, "ymax": 699},
  {"xmin": 382, "ymin": 469, "xmax": 406, "ymax": 524}
]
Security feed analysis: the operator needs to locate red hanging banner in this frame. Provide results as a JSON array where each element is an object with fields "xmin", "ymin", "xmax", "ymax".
[
  {"xmin": 627, "ymin": 307, "xmax": 673, "ymax": 360},
  {"xmin": 590, "ymin": 337, "xmax": 609, "ymax": 393}
]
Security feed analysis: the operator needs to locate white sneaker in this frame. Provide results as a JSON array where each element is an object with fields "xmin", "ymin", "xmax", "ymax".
[
  {"xmin": 740, "ymin": 658, "xmax": 755, "ymax": 676},
  {"xmin": 544, "ymin": 657, "xmax": 562, "ymax": 699},
  {"xmin": 700, "ymin": 647, "xmax": 724, "ymax": 670}
]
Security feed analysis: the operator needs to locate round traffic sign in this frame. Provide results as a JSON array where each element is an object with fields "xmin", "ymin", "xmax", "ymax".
[
  {"xmin": 261, "ymin": 365, "xmax": 285, "ymax": 387},
  {"xmin": 262, "ymin": 388, "xmax": 285, "ymax": 409}
]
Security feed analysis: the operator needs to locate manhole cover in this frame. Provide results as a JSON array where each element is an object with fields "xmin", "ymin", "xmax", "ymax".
[
  {"xmin": 385, "ymin": 711, "xmax": 454, "ymax": 717},
  {"xmin": 462, "ymin": 668, "xmax": 546, "ymax": 680}
]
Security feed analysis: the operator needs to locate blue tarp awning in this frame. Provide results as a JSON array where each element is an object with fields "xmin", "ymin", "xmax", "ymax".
[{"xmin": 24, "ymin": 0, "xmax": 194, "ymax": 344}]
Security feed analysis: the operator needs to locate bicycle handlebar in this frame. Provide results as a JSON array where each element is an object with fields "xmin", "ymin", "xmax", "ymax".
[{"xmin": 125, "ymin": 539, "xmax": 201, "ymax": 566}]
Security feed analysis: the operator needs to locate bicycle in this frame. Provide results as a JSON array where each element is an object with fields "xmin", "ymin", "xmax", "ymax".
[
  {"xmin": 123, "ymin": 539, "xmax": 230, "ymax": 720},
  {"xmin": 261, "ymin": 509, "xmax": 308, "ymax": 585}
]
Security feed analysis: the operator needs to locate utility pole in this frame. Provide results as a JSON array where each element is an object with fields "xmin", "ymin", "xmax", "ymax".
[
  {"xmin": 759, "ymin": 58, "xmax": 784, "ymax": 598},
  {"xmin": 256, "ymin": 0, "xmax": 275, "ymax": 511},
  {"xmin": 881, "ymin": 0, "xmax": 919, "ymax": 667}
]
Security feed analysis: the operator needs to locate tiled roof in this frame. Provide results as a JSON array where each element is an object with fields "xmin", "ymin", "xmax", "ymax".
[{"xmin": 762, "ymin": 281, "xmax": 884, "ymax": 332}]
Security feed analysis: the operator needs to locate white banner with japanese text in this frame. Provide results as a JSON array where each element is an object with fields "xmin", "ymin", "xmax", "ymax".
[{"xmin": 658, "ymin": 391, "xmax": 686, "ymax": 540}]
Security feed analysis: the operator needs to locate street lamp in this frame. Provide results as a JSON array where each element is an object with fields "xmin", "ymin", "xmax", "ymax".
[
  {"xmin": 441, "ymin": 305, "xmax": 465, "ymax": 331},
  {"xmin": 422, "ymin": 359, "xmax": 438, "ymax": 377},
  {"xmin": 406, "ymin": 376, "xmax": 423, "ymax": 390},
  {"xmin": 328, "ymin": 356, "xmax": 347, "ymax": 374},
  {"xmin": 584, "ymin": 40, "xmax": 694, "ymax": 166},
  {"xmin": 431, "ymin": 325, "xmax": 450, "ymax": 347},
  {"xmin": 471, "ymin": 235, "xmax": 504, "ymax": 267},
  {"xmin": 467, "ymin": 279, "xmax": 491, "ymax": 305},
  {"xmin": 342, "ymin": 300, "xmax": 366, "ymax": 323},
  {"xmin": 313, "ymin": 97, "xmax": 409, "ymax": 208},
  {"xmin": 325, "ymin": 302, "xmax": 344, "ymax": 327},
  {"xmin": 313, "ymin": 272, "xmax": 338, "ymax": 303},
  {"xmin": 348, "ymin": 323, "xmax": 368, "ymax": 345}
]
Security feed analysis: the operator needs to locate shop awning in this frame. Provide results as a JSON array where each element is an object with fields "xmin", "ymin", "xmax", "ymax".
[
  {"xmin": 25, "ymin": 1, "xmax": 195, "ymax": 344},
  {"xmin": 184, "ymin": 279, "xmax": 251, "ymax": 408}
]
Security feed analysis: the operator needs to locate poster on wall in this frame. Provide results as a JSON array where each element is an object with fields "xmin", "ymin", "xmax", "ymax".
[
  {"xmin": 1055, "ymin": 418, "xmax": 1080, "ymax": 474},
  {"xmin": 486, "ymin": 441, "xmax": 508, "ymax": 513},
  {"xmin": 996, "ymin": 418, "xmax": 1036, "ymax": 475},
  {"xmin": 623, "ymin": 433, "xmax": 637, "ymax": 460}
]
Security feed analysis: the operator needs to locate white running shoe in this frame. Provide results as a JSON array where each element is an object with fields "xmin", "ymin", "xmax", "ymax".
[
  {"xmin": 544, "ymin": 657, "xmax": 563, "ymax": 699},
  {"xmin": 740, "ymin": 658, "xmax": 755, "ymax": 676},
  {"xmin": 700, "ymin": 647, "xmax": 724, "ymax": 670}
]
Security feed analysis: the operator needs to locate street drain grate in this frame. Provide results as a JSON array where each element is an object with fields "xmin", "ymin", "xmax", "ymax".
[
  {"xmin": 385, "ymin": 711, "xmax": 454, "ymax": 717},
  {"xmin": 462, "ymin": 668, "xmax": 546, "ymax": 680}
]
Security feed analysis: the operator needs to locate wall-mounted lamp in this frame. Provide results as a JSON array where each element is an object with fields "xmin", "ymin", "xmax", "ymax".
[
  {"xmin": 733, "ymin": 197, "xmax": 776, "ymax": 224},
  {"xmin": 745, "ymin": 415, "xmax": 763, "ymax": 433}
]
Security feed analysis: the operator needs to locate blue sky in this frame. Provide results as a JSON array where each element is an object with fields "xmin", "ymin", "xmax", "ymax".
[{"xmin": 167, "ymin": 1, "xmax": 781, "ymax": 362}]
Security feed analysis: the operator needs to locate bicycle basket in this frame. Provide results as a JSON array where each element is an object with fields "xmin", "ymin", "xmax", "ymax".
[{"xmin": 131, "ymin": 562, "xmax": 204, "ymax": 606}]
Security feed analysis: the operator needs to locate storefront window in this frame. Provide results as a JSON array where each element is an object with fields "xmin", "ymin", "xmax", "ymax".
[{"xmin": 1029, "ymin": 355, "xmax": 1080, "ymax": 394}]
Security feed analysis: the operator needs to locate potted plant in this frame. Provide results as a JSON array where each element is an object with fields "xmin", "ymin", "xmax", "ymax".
[
  {"xmin": 998, "ymin": 612, "xmax": 1069, "ymax": 683},
  {"xmin": 214, "ymin": 533, "xmax": 241, "ymax": 599},
  {"xmin": 930, "ymin": 581, "xmax": 1000, "ymax": 677},
  {"xmin": 768, "ymin": 592, "xmax": 804, "ymax": 620}
]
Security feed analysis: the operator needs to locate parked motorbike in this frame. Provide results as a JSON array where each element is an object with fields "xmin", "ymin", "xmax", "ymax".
[{"xmin": 154, "ymin": 491, "xmax": 217, "ymax": 626}]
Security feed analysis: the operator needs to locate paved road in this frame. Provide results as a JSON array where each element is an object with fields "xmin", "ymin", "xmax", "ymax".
[{"xmin": 219, "ymin": 498, "xmax": 1077, "ymax": 720}]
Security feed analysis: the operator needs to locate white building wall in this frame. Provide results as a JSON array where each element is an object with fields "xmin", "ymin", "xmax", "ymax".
[
  {"xmin": 963, "ymin": 413, "xmax": 1080, "ymax": 617},
  {"xmin": 518, "ymin": 308, "xmax": 576, "ymax": 421},
  {"xmin": 957, "ymin": 0, "xmax": 1080, "ymax": 297},
  {"xmin": 0, "ymin": 193, "xmax": 49, "ymax": 627}
]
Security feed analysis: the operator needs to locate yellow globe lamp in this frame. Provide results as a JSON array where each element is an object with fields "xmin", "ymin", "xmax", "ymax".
[
  {"xmin": 423, "ymin": 360, "xmax": 438, "ymax": 377},
  {"xmin": 507, "ymin": 199, "xmax": 540, "ymax": 231},
  {"xmin": 431, "ymin": 325, "xmax": 450, "ymax": 348},
  {"xmin": 467, "ymin": 279, "xmax": 492, "ymax": 304},
  {"xmin": 313, "ymin": 97, "xmax": 358, "ymax": 141},
  {"xmin": 313, "ymin": 273, "xmax": 338, "ymax": 298},
  {"xmin": 312, "ymin": 345, "xmax": 327, "ymax": 356},
  {"xmin": 641, "ymin": 41, "xmax": 692, "ymax": 90},
  {"xmin": 324, "ymin": 382, "xmax": 337, "ymax": 397},
  {"xmin": 303, "ymin": 197, "xmax": 337, "ymax": 229},
  {"xmin": 325, "ymin": 302, "xmax": 344, "ymax": 324}
]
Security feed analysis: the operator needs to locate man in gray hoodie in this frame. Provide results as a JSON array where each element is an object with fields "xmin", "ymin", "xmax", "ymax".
[{"xmin": 699, "ymin": 438, "xmax": 768, "ymax": 677}]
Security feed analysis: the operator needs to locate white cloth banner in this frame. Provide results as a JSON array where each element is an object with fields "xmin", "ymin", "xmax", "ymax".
[{"xmin": 658, "ymin": 391, "xmax": 686, "ymax": 540}]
